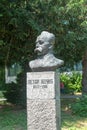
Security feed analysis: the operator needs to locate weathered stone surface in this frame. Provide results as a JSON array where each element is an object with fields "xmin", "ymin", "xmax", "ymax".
[
  {"xmin": 27, "ymin": 72, "xmax": 61, "ymax": 130},
  {"xmin": 27, "ymin": 100, "xmax": 59, "ymax": 130}
]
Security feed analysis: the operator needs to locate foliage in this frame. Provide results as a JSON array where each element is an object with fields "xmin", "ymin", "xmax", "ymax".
[
  {"xmin": 0, "ymin": 0, "xmax": 87, "ymax": 67},
  {"xmin": 0, "ymin": 91, "xmax": 4, "ymax": 98},
  {"xmin": 16, "ymin": 71, "xmax": 26, "ymax": 107},
  {"xmin": 60, "ymin": 72, "xmax": 82, "ymax": 93},
  {"xmin": 0, "ymin": 0, "xmax": 37, "ymax": 66},
  {"xmin": 0, "ymin": 68, "xmax": 5, "ymax": 90},
  {"xmin": 3, "ymin": 71, "xmax": 26, "ymax": 107},
  {"xmin": 0, "ymin": 0, "xmax": 87, "ymax": 96},
  {"xmin": 3, "ymin": 82, "xmax": 20, "ymax": 105},
  {"xmin": 71, "ymin": 95, "xmax": 87, "ymax": 117}
]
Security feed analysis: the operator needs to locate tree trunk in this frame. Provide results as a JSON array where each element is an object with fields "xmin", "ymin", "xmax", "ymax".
[{"xmin": 82, "ymin": 50, "xmax": 87, "ymax": 94}]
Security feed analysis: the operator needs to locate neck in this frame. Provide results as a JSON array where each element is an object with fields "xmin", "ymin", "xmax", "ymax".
[{"xmin": 37, "ymin": 50, "xmax": 53, "ymax": 59}]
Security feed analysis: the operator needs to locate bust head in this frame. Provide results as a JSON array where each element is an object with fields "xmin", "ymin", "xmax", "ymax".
[
  {"xmin": 34, "ymin": 31, "xmax": 55, "ymax": 56},
  {"xmin": 29, "ymin": 31, "xmax": 64, "ymax": 71}
]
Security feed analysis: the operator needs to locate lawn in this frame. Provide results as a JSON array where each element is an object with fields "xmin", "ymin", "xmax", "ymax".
[
  {"xmin": 61, "ymin": 98, "xmax": 87, "ymax": 130},
  {"xmin": 0, "ymin": 98, "xmax": 87, "ymax": 130},
  {"xmin": 62, "ymin": 111, "xmax": 87, "ymax": 130},
  {"xmin": 0, "ymin": 104, "xmax": 27, "ymax": 130}
]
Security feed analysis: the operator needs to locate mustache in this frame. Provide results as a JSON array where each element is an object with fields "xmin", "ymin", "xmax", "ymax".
[{"xmin": 34, "ymin": 47, "xmax": 42, "ymax": 53}]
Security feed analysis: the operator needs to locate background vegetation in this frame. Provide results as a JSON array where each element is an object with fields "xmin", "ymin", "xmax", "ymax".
[
  {"xmin": 0, "ymin": 0, "xmax": 87, "ymax": 105},
  {"xmin": 0, "ymin": 1, "xmax": 87, "ymax": 129},
  {"xmin": 60, "ymin": 72, "xmax": 82, "ymax": 94},
  {"xmin": 71, "ymin": 95, "xmax": 87, "ymax": 117}
]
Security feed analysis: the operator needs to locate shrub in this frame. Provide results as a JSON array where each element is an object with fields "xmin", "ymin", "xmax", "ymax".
[
  {"xmin": 3, "ymin": 71, "xmax": 26, "ymax": 107},
  {"xmin": 71, "ymin": 95, "xmax": 87, "ymax": 117},
  {"xmin": 3, "ymin": 82, "xmax": 20, "ymax": 104},
  {"xmin": 0, "ymin": 68, "xmax": 5, "ymax": 91},
  {"xmin": 60, "ymin": 71, "xmax": 82, "ymax": 94}
]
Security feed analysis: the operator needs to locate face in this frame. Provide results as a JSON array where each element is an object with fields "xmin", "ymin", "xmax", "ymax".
[{"xmin": 34, "ymin": 36, "xmax": 51, "ymax": 56}]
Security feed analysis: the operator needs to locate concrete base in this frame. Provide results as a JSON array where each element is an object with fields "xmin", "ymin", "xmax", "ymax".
[{"xmin": 27, "ymin": 72, "xmax": 61, "ymax": 130}]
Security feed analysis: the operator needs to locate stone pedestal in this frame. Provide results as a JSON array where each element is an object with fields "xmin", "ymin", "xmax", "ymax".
[{"xmin": 27, "ymin": 71, "xmax": 61, "ymax": 130}]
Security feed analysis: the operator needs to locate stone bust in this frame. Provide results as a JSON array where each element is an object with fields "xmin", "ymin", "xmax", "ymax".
[{"xmin": 29, "ymin": 31, "xmax": 64, "ymax": 72}]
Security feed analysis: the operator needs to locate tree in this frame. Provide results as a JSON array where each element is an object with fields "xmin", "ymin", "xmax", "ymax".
[
  {"xmin": 57, "ymin": 0, "xmax": 87, "ymax": 93},
  {"xmin": 0, "ymin": 0, "xmax": 87, "ymax": 93},
  {"xmin": 0, "ymin": 0, "xmax": 37, "ymax": 67}
]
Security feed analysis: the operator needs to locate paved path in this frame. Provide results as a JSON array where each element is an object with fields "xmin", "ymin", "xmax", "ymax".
[
  {"xmin": 0, "ymin": 95, "xmax": 82, "ymax": 103},
  {"xmin": 0, "ymin": 98, "xmax": 7, "ymax": 102},
  {"xmin": 61, "ymin": 94, "xmax": 82, "ymax": 99}
]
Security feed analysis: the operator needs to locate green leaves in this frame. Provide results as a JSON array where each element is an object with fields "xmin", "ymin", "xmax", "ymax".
[
  {"xmin": 0, "ymin": 0, "xmax": 87, "ymax": 68},
  {"xmin": 0, "ymin": 40, "xmax": 5, "ymax": 46},
  {"xmin": 71, "ymin": 95, "xmax": 87, "ymax": 117},
  {"xmin": 60, "ymin": 72, "xmax": 82, "ymax": 94}
]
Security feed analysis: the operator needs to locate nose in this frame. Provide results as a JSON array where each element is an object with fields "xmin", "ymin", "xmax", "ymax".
[{"xmin": 36, "ymin": 42, "xmax": 39, "ymax": 48}]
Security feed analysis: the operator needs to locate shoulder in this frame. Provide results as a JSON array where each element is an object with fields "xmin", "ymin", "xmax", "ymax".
[
  {"xmin": 29, "ymin": 60, "xmax": 37, "ymax": 68},
  {"xmin": 29, "ymin": 59, "xmax": 43, "ymax": 69},
  {"xmin": 46, "ymin": 54, "xmax": 64, "ymax": 66}
]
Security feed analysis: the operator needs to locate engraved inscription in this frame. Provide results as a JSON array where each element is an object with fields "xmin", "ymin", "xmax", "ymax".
[
  {"xmin": 28, "ymin": 80, "xmax": 39, "ymax": 84},
  {"xmin": 33, "ymin": 85, "xmax": 47, "ymax": 89},
  {"xmin": 41, "ymin": 79, "xmax": 53, "ymax": 84},
  {"xmin": 28, "ymin": 79, "xmax": 53, "ymax": 89},
  {"xmin": 27, "ymin": 72, "xmax": 55, "ymax": 99}
]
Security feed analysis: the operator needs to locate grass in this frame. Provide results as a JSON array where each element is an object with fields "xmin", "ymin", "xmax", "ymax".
[
  {"xmin": 61, "ymin": 98, "xmax": 87, "ymax": 130},
  {"xmin": 0, "ymin": 104, "xmax": 27, "ymax": 130},
  {"xmin": 62, "ymin": 112, "xmax": 87, "ymax": 130},
  {"xmin": 0, "ymin": 98, "xmax": 87, "ymax": 130}
]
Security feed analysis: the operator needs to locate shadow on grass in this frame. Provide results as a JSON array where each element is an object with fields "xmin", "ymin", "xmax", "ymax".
[
  {"xmin": 61, "ymin": 99, "xmax": 87, "ymax": 130},
  {"xmin": 0, "ymin": 103, "xmax": 27, "ymax": 130}
]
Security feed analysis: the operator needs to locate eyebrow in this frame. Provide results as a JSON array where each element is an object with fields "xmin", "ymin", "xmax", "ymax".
[{"xmin": 36, "ymin": 40, "xmax": 44, "ymax": 43}]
